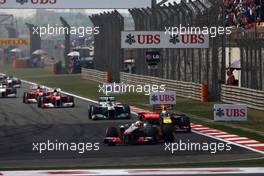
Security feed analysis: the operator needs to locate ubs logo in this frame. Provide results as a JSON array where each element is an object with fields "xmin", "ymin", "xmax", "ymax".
[
  {"xmin": 16, "ymin": 0, "xmax": 28, "ymax": 5},
  {"xmin": 16, "ymin": 0, "xmax": 57, "ymax": 4},
  {"xmin": 0, "ymin": 0, "xmax": 6, "ymax": 4},
  {"xmin": 31, "ymin": 0, "xmax": 57, "ymax": 4},
  {"xmin": 125, "ymin": 34, "xmax": 136, "ymax": 45},
  {"xmin": 125, "ymin": 34, "xmax": 161, "ymax": 45}
]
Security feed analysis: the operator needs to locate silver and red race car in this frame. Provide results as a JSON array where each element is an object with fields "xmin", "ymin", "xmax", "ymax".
[
  {"xmin": 37, "ymin": 89, "xmax": 75, "ymax": 108},
  {"xmin": 0, "ymin": 83, "xmax": 17, "ymax": 98},
  {"xmin": 3, "ymin": 76, "xmax": 21, "ymax": 88},
  {"xmin": 104, "ymin": 112, "xmax": 175, "ymax": 146}
]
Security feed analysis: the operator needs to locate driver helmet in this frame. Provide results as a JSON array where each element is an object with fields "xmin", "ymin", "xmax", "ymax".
[
  {"xmin": 135, "ymin": 120, "xmax": 144, "ymax": 127},
  {"xmin": 161, "ymin": 110, "xmax": 170, "ymax": 118},
  {"xmin": 53, "ymin": 89, "xmax": 59, "ymax": 96},
  {"xmin": 37, "ymin": 85, "xmax": 41, "ymax": 91}
]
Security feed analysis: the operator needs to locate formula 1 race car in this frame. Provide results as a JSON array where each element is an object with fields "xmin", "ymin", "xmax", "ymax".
[
  {"xmin": 160, "ymin": 110, "xmax": 191, "ymax": 133},
  {"xmin": 23, "ymin": 85, "xmax": 52, "ymax": 104},
  {"xmin": 37, "ymin": 90, "xmax": 75, "ymax": 108},
  {"xmin": 2, "ymin": 76, "xmax": 21, "ymax": 88},
  {"xmin": 104, "ymin": 112, "xmax": 174, "ymax": 146},
  {"xmin": 0, "ymin": 74, "xmax": 7, "ymax": 82},
  {"xmin": 88, "ymin": 96, "xmax": 131, "ymax": 120},
  {"xmin": 0, "ymin": 84, "xmax": 17, "ymax": 98}
]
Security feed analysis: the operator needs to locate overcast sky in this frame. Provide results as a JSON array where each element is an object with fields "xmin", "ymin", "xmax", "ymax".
[{"xmin": 0, "ymin": 0, "xmax": 181, "ymax": 18}]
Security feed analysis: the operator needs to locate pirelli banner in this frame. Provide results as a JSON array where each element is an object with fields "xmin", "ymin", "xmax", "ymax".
[
  {"xmin": 0, "ymin": 38, "xmax": 30, "ymax": 46},
  {"xmin": 121, "ymin": 31, "xmax": 209, "ymax": 49}
]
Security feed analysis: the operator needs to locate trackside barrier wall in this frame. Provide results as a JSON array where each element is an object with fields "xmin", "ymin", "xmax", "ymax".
[
  {"xmin": 81, "ymin": 68, "xmax": 106, "ymax": 83},
  {"xmin": 221, "ymin": 84, "xmax": 264, "ymax": 111},
  {"xmin": 120, "ymin": 72, "xmax": 202, "ymax": 101}
]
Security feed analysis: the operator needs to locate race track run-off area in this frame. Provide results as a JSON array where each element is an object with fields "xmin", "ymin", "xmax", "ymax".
[{"xmin": 0, "ymin": 80, "xmax": 263, "ymax": 169}]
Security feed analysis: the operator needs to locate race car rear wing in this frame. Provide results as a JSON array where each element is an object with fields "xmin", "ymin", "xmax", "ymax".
[
  {"xmin": 99, "ymin": 96, "xmax": 116, "ymax": 102},
  {"xmin": 138, "ymin": 112, "xmax": 160, "ymax": 119}
]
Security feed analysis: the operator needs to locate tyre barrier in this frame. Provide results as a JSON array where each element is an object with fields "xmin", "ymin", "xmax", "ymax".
[
  {"xmin": 51, "ymin": 63, "xmax": 57, "ymax": 75},
  {"xmin": 201, "ymin": 84, "xmax": 209, "ymax": 102},
  {"xmin": 51, "ymin": 62, "xmax": 63, "ymax": 75},
  {"xmin": 12, "ymin": 59, "xmax": 28, "ymax": 68},
  {"xmin": 105, "ymin": 71, "xmax": 112, "ymax": 83}
]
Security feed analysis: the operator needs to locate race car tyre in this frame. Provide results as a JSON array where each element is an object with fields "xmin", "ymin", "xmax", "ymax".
[
  {"xmin": 162, "ymin": 124, "xmax": 174, "ymax": 143},
  {"xmin": 90, "ymin": 105, "xmax": 97, "ymax": 120},
  {"xmin": 105, "ymin": 127, "xmax": 119, "ymax": 146},
  {"xmin": 88, "ymin": 105, "xmax": 94, "ymax": 119},
  {"xmin": 123, "ymin": 104, "xmax": 130, "ymax": 113},
  {"xmin": 106, "ymin": 127, "xmax": 119, "ymax": 137},
  {"xmin": 23, "ymin": 92, "xmax": 28, "ymax": 103},
  {"xmin": 145, "ymin": 126, "xmax": 158, "ymax": 144},
  {"xmin": 186, "ymin": 126, "xmax": 191, "ymax": 133},
  {"xmin": 37, "ymin": 96, "xmax": 47, "ymax": 108},
  {"xmin": 1, "ymin": 92, "xmax": 6, "ymax": 98},
  {"xmin": 123, "ymin": 104, "xmax": 131, "ymax": 119},
  {"xmin": 37, "ymin": 97, "xmax": 42, "ymax": 108},
  {"xmin": 180, "ymin": 116, "xmax": 191, "ymax": 133},
  {"xmin": 68, "ymin": 96, "xmax": 75, "ymax": 107}
]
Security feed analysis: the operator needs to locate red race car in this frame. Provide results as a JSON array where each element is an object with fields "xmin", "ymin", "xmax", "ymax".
[
  {"xmin": 23, "ymin": 85, "xmax": 52, "ymax": 104},
  {"xmin": 37, "ymin": 90, "xmax": 75, "ymax": 108}
]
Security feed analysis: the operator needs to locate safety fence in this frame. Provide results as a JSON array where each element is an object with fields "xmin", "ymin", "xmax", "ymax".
[
  {"xmin": 221, "ymin": 84, "xmax": 264, "ymax": 111},
  {"xmin": 120, "ymin": 72, "xmax": 203, "ymax": 101}
]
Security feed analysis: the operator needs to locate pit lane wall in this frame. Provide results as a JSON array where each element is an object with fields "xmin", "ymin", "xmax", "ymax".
[
  {"xmin": 221, "ymin": 84, "xmax": 264, "ymax": 111},
  {"xmin": 81, "ymin": 68, "xmax": 106, "ymax": 83},
  {"xmin": 81, "ymin": 68, "xmax": 202, "ymax": 101},
  {"xmin": 120, "ymin": 72, "xmax": 202, "ymax": 101}
]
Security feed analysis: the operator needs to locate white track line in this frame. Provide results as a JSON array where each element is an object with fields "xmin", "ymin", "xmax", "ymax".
[
  {"xmin": 247, "ymin": 144, "xmax": 264, "ymax": 147},
  {"xmin": 1, "ymin": 167, "xmax": 264, "ymax": 175},
  {"xmin": 214, "ymin": 134, "xmax": 238, "ymax": 138},
  {"xmin": 206, "ymin": 132, "xmax": 228, "ymax": 135},
  {"xmin": 225, "ymin": 137, "xmax": 249, "ymax": 141},
  {"xmin": 235, "ymin": 140, "xmax": 261, "ymax": 144}
]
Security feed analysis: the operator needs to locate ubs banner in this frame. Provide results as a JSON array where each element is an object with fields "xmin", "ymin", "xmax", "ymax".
[
  {"xmin": 121, "ymin": 31, "xmax": 209, "ymax": 49},
  {"xmin": 149, "ymin": 91, "xmax": 176, "ymax": 105},
  {"xmin": 0, "ymin": 0, "xmax": 151, "ymax": 8},
  {"xmin": 214, "ymin": 104, "xmax": 247, "ymax": 121}
]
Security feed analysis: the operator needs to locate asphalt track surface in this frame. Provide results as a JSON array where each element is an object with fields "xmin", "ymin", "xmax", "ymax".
[{"xmin": 0, "ymin": 83, "xmax": 263, "ymax": 169}]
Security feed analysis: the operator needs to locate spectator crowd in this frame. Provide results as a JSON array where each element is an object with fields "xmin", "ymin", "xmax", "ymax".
[{"xmin": 224, "ymin": 0, "xmax": 264, "ymax": 29}]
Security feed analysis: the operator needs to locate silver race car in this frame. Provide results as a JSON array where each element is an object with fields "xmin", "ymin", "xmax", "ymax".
[
  {"xmin": 88, "ymin": 96, "xmax": 131, "ymax": 120},
  {"xmin": 3, "ymin": 76, "xmax": 21, "ymax": 88},
  {"xmin": 0, "ymin": 84, "xmax": 17, "ymax": 98}
]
